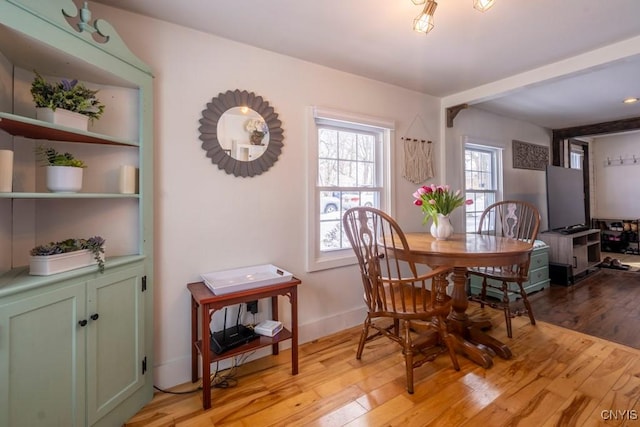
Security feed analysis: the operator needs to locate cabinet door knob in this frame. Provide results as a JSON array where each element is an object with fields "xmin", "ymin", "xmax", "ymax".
[
  {"xmin": 79, "ymin": 319, "xmax": 88, "ymax": 327},
  {"xmin": 90, "ymin": 313, "xmax": 99, "ymax": 321}
]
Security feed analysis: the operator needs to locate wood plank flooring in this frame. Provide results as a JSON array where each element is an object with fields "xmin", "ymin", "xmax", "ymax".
[
  {"xmin": 529, "ymin": 268, "xmax": 640, "ymax": 349},
  {"xmin": 126, "ymin": 287, "xmax": 640, "ymax": 426}
]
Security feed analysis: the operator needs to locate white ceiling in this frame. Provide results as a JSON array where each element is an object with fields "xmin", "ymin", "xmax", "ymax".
[{"xmin": 90, "ymin": 0, "xmax": 640, "ymax": 130}]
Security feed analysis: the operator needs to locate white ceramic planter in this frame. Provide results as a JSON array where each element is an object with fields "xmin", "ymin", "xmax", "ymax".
[
  {"xmin": 46, "ymin": 165, "xmax": 83, "ymax": 193},
  {"xmin": 36, "ymin": 107, "xmax": 89, "ymax": 131},
  {"xmin": 29, "ymin": 249, "xmax": 101, "ymax": 276}
]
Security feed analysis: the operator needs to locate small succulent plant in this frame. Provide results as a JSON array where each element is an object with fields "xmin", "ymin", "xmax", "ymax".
[
  {"xmin": 36, "ymin": 145, "xmax": 86, "ymax": 168},
  {"xmin": 30, "ymin": 236, "xmax": 106, "ymax": 273}
]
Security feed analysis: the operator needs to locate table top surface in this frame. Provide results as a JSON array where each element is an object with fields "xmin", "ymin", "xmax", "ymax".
[{"xmin": 397, "ymin": 233, "xmax": 533, "ymax": 268}]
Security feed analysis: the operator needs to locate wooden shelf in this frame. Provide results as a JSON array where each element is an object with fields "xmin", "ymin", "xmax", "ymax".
[
  {"xmin": 195, "ymin": 328, "xmax": 292, "ymax": 363},
  {"xmin": 592, "ymin": 218, "xmax": 640, "ymax": 254},
  {"xmin": 0, "ymin": 112, "xmax": 138, "ymax": 146}
]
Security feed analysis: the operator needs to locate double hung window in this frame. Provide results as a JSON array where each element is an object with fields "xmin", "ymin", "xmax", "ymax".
[
  {"xmin": 464, "ymin": 142, "xmax": 502, "ymax": 232},
  {"xmin": 307, "ymin": 108, "xmax": 393, "ymax": 271}
]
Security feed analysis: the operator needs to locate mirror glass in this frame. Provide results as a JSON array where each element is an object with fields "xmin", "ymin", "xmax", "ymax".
[
  {"xmin": 199, "ymin": 89, "xmax": 284, "ymax": 178},
  {"xmin": 217, "ymin": 107, "xmax": 270, "ymax": 161}
]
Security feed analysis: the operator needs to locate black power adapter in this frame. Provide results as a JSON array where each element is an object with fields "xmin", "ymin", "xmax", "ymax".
[{"xmin": 246, "ymin": 300, "xmax": 258, "ymax": 314}]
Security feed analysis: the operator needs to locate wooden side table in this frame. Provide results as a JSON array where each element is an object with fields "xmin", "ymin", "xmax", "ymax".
[{"xmin": 187, "ymin": 278, "xmax": 301, "ymax": 410}]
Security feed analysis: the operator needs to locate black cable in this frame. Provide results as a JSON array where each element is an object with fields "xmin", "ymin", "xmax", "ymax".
[
  {"xmin": 153, "ymin": 384, "xmax": 201, "ymax": 394},
  {"xmin": 155, "ymin": 307, "xmax": 257, "ymax": 395}
]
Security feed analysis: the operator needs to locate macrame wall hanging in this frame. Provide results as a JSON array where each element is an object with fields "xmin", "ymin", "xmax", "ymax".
[{"xmin": 401, "ymin": 114, "xmax": 434, "ymax": 184}]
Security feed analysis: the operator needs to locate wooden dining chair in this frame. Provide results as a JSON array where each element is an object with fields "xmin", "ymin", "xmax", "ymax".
[
  {"xmin": 468, "ymin": 200, "xmax": 541, "ymax": 338},
  {"xmin": 343, "ymin": 207, "xmax": 460, "ymax": 394}
]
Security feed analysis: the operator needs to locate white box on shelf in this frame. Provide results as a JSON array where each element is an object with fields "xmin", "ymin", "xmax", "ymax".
[
  {"xmin": 200, "ymin": 264, "xmax": 293, "ymax": 295},
  {"xmin": 254, "ymin": 320, "xmax": 283, "ymax": 337},
  {"xmin": 29, "ymin": 249, "xmax": 101, "ymax": 276}
]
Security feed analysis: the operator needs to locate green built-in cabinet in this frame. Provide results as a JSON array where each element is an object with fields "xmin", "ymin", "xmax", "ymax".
[
  {"xmin": 0, "ymin": 1, "xmax": 154, "ymax": 426},
  {"xmin": 0, "ymin": 263, "xmax": 145, "ymax": 426}
]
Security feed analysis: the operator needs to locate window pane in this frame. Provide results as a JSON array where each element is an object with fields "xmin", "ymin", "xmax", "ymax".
[
  {"xmin": 318, "ymin": 159, "xmax": 338, "ymax": 186},
  {"xmin": 320, "ymin": 219, "xmax": 343, "ymax": 251},
  {"xmin": 338, "ymin": 159, "xmax": 358, "ymax": 186},
  {"xmin": 318, "ymin": 129, "xmax": 337, "ymax": 158},
  {"xmin": 338, "ymin": 131, "xmax": 357, "ymax": 160}
]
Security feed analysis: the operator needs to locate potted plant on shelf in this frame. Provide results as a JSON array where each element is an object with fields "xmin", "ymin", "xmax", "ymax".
[
  {"xmin": 36, "ymin": 145, "xmax": 86, "ymax": 193},
  {"xmin": 30, "ymin": 71, "xmax": 105, "ymax": 130},
  {"xmin": 29, "ymin": 236, "xmax": 106, "ymax": 275}
]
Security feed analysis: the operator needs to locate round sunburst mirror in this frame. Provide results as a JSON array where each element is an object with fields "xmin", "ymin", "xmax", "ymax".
[{"xmin": 198, "ymin": 89, "xmax": 284, "ymax": 177}]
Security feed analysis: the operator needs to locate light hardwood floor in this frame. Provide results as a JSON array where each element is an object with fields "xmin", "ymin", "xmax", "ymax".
[{"xmin": 125, "ymin": 304, "xmax": 640, "ymax": 426}]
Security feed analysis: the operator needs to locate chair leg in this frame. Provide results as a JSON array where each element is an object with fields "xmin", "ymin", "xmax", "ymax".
[
  {"xmin": 356, "ymin": 317, "xmax": 371, "ymax": 360},
  {"xmin": 479, "ymin": 277, "xmax": 488, "ymax": 308},
  {"xmin": 402, "ymin": 320, "xmax": 414, "ymax": 394},
  {"xmin": 502, "ymin": 281, "xmax": 513, "ymax": 338},
  {"xmin": 518, "ymin": 282, "xmax": 536, "ymax": 326},
  {"xmin": 436, "ymin": 316, "xmax": 460, "ymax": 371}
]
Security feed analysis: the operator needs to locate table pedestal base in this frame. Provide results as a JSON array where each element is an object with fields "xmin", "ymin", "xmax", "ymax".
[{"xmin": 445, "ymin": 267, "xmax": 513, "ymax": 368}]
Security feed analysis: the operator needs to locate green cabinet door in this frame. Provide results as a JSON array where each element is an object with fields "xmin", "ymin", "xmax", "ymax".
[
  {"xmin": 0, "ymin": 282, "xmax": 86, "ymax": 427},
  {"xmin": 86, "ymin": 265, "xmax": 145, "ymax": 425}
]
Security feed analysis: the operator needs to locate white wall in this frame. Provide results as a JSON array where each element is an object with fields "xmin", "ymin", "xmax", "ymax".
[
  {"xmin": 92, "ymin": 4, "xmax": 446, "ymax": 388},
  {"xmin": 592, "ymin": 132, "xmax": 640, "ymax": 219},
  {"xmin": 444, "ymin": 107, "xmax": 552, "ymax": 231}
]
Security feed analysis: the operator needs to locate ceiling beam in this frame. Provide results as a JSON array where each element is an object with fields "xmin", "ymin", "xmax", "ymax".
[
  {"xmin": 551, "ymin": 116, "xmax": 640, "ymax": 166},
  {"xmin": 552, "ymin": 116, "xmax": 640, "ymax": 139}
]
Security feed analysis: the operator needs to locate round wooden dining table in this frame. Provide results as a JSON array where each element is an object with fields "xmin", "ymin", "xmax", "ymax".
[{"xmin": 399, "ymin": 232, "xmax": 534, "ymax": 368}]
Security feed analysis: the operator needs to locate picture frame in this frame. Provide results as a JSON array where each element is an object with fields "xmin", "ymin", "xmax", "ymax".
[{"xmin": 512, "ymin": 140, "xmax": 549, "ymax": 171}]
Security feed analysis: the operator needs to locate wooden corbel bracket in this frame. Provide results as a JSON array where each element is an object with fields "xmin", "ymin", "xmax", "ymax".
[{"xmin": 446, "ymin": 104, "xmax": 468, "ymax": 128}]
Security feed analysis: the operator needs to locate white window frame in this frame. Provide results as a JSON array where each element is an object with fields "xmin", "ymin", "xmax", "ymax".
[
  {"xmin": 306, "ymin": 107, "xmax": 394, "ymax": 272},
  {"xmin": 463, "ymin": 137, "xmax": 504, "ymax": 233}
]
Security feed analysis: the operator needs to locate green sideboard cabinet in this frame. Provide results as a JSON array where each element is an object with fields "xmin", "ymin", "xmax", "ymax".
[
  {"xmin": 469, "ymin": 240, "xmax": 550, "ymax": 301},
  {"xmin": 0, "ymin": 1, "xmax": 154, "ymax": 426}
]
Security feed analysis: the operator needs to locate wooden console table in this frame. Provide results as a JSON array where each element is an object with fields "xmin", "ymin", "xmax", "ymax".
[{"xmin": 187, "ymin": 278, "xmax": 301, "ymax": 410}]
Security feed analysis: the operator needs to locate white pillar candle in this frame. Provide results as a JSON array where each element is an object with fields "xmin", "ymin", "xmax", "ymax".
[
  {"xmin": 0, "ymin": 149, "xmax": 13, "ymax": 192},
  {"xmin": 119, "ymin": 165, "xmax": 137, "ymax": 194}
]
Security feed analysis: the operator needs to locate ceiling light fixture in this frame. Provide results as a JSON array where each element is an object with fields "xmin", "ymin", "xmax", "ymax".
[
  {"xmin": 411, "ymin": 0, "xmax": 496, "ymax": 34},
  {"xmin": 413, "ymin": 1, "xmax": 438, "ymax": 34},
  {"xmin": 623, "ymin": 97, "xmax": 639, "ymax": 104}
]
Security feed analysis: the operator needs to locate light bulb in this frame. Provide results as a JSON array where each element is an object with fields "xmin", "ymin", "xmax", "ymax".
[{"xmin": 473, "ymin": 0, "xmax": 496, "ymax": 12}]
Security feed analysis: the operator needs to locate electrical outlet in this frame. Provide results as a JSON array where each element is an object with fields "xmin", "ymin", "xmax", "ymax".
[{"xmin": 246, "ymin": 300, "xmax": 258, "ymax": 314}]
